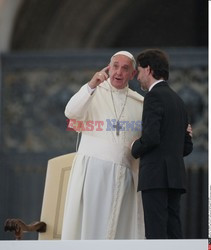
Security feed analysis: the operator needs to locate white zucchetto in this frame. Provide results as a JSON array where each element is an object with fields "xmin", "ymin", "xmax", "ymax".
[{"xmin": 112, "ymin": 51, "xmax": 136, "ymax": 68}]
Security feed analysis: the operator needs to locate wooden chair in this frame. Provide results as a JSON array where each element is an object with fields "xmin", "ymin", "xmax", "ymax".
[{"xmin": 4, "ymin": 152, "xmax": 76, "ymax": 240}]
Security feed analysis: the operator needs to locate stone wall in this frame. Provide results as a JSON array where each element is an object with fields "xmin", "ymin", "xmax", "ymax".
[
  {"xmin": 1, "ymin": 49, "xmax": 208, "ymax": 157},
  {"xmin": 10, "ymin": 0, "xmax": 207, "ymax": 50}
]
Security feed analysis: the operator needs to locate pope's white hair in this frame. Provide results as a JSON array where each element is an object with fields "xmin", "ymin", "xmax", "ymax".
[{"xmin": 111, "ymin": 51, "xmax": 136, "ymax": 69}]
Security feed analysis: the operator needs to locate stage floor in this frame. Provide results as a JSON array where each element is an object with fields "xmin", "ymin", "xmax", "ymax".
[{"xmin": 0, "ymin": 239, "xmax": 207, "ymax": 250}]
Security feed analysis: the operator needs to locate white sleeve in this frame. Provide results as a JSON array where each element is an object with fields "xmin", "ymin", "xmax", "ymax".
[
  {"xmin": 87, "ymin": 83, "xmax": 96, "ymax": 95},
  {"xmin": 64, "ymin": 83, "xmax": 95, "ymax": 121}
]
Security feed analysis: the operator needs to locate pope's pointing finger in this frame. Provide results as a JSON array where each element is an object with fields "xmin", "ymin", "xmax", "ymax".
[{"xmin": 102, "ymin": 65, "xmax": 110, "ymax": 74}]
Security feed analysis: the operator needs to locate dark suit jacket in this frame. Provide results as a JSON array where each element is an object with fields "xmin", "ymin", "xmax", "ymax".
[{"xmin": 131, "ymin": 81, "xmax": 193, "ymax": 192}]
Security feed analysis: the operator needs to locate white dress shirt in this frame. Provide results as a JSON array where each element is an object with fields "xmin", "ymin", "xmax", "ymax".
[{"xmin": 148, "ymin": 79, "xmax": 164, "ymax": 92}]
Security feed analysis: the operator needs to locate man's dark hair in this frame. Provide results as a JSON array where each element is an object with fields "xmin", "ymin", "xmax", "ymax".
[{"xmin": 137, "ymin": 49, "xmax": 169, "ymax": 80}]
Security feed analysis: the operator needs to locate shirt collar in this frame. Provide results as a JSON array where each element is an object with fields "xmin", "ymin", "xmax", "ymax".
[{"xmin": 148, "ymin": 80, "xmax": 164, "ymax": 92}]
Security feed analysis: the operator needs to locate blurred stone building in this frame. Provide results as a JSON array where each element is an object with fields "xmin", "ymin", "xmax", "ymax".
[{"xmin": 0, "ymin": 0, "xmax": 208, "ymax": 240}]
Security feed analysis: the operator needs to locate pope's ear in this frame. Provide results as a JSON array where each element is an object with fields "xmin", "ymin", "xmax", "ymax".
[
  {"xmin": 131, "ymin": 69, "xmax": 137, "ymax": 79},
  {"xmin": 130, "ymin": 70, "xmax": 137, "ymax": 80}
]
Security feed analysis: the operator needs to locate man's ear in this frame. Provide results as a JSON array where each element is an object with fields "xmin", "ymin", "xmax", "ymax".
[{"xmin": 146, "ymin": 65, "xmax": 151, "ymax": 75}]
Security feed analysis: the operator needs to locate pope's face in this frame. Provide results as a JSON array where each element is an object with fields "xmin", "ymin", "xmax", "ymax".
[{"xmin": 109, "ymin": 55, "xmax": 136, "ymax": 89}]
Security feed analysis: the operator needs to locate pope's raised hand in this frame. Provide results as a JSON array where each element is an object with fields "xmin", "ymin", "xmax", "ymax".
[{"xmin": 88, "ymin": 66, "xmax": 110, "ymax": 89}]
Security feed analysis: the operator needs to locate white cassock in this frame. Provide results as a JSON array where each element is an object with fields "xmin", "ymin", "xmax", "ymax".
[{"xmin": 61, "ymin": 78, "xmax": 145, "ymax": 239}]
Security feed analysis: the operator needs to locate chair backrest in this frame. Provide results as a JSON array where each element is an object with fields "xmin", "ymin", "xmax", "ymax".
[{"xmin": 38, "ymin": 152, "xmax": 76, "ymax": 240}]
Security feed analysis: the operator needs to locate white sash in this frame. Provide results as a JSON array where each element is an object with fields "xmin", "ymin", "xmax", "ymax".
[{"xmin": 77, "ymin": 134, "xmax": 133, "ymax": 168}]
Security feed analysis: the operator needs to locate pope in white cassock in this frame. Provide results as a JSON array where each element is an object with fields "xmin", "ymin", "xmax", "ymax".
[{"xmin": 61, "ymin": 51, "xmax": 145, "ymax": 239}]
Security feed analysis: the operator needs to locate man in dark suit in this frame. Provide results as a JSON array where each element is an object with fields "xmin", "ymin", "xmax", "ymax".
[{"xmin": 131, "ymin": 49, "xmax": 193, "ymax": 239}]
